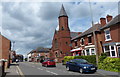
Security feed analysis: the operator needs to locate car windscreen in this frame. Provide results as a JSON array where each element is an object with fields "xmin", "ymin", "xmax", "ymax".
[{"xmin": 74, "ymin": 59, "xmax": 88, "ymax": 64}]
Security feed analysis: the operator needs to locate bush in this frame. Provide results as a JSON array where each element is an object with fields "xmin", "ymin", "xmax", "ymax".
[
  {"xmin": 98, "ymin": 57, "xmax": 120, "ymax": 72},
  {"xmin": 63, "ymin": 55, "xmax": 96, "ymax": 65},
  {"xmin": 99, "ymin": 53, "xmax": 107, "ymax": 63}
]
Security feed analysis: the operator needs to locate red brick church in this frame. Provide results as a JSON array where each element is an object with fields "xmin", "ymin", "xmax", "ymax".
[{"xmin": 50, "ymin": 5, "xmax": 80, "ymax": 62}]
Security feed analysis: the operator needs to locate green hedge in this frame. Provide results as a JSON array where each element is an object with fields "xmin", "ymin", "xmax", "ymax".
[
  {"xmin": 63, "ymin": 55, "xmax": 96, "ymax": 65},
  {"xmin": 98, "ymin": 57, "xmax": 120, "ymax": 72}
]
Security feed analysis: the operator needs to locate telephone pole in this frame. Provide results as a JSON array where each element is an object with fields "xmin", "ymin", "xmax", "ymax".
[{"xmin": 89, "ymin": 0, "xmax": 99, "ymax": 66}]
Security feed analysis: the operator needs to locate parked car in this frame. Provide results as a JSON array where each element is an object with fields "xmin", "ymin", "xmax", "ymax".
[
  {"xmin": 42, "ymin": 59, "xmax": 56, "ymax": 67},
  {"xmin": 66, "ymin": 59, "xmax": 97, "ymax": 73},
  {"xmin": 16, "ymin": 59, "xmax": 19, "ymax": 63}
]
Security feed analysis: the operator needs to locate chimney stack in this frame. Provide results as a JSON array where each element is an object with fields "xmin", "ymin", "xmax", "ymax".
[
  {"xmin": 100, "ymin": 18, "xmax": 106, "ymax": 27},
  {"xmin": 106, "ymin": 15, "xmax": 112, "ymax": 22}
]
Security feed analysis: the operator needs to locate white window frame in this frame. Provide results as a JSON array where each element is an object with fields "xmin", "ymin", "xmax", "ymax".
[
  {"xmin": 90, "ymin": 48, "xmax": 96, "ymax": 55},
  {"xmin": 82, "ymin": 50, "xmax": 85, "ymax": 56},
  {"xmin": 109, "ymin": 45, "xmax": 117, "ymax": 57},
  {"xmin": 87, "ymin": 34, "xmax": 92, "ymax": 37},
  {"xmin": 85, "ymin": 49, "xmax": 90, "ymax": 56},
  {"xmin": 80, "ymin": 38, "xmax": 85, "ymax": 46},
  {"xmin": 104, "ymin": 28, "xmax": 112, "ymax": 41},
  {"xmin": 103, "ymin": 45, "xmax": 117, "ymax": 57},
  {"xmin": 117, "ymin": 46, "xmax": 120, "ymax": 57},
  {"xmin": 85, "ymin": 50, "xmax": 87, "ymax": 56}
]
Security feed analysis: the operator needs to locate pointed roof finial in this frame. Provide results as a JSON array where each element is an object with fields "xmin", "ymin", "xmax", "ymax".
[{"xmin": 59, "ymin": 4, "xmax": 68, "ymax": 17}]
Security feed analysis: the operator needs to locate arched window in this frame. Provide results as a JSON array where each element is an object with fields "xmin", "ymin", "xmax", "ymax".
[
  {"xmin": 61, "ymin": 26, "xmax": 64, "ymax": 30},
  {"xmin": 55, "ymin": 52, "xmax": 58, "ymax": 57}
]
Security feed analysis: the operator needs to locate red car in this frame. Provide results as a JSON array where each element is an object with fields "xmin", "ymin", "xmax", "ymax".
[{"xmin": 42, "ymin": 59, "xmax": 56, "ymax": 67}]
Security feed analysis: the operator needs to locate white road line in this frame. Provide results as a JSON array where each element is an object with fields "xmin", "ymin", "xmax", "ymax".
[
  {"xmin": 37, "ymin": 68, "xmax": 43, "ymax": 70},
  {"xmin": 46, "ymin": 70, "xmax": 58, "ymax": 75},
  {"xmin": 16, "ymin": 66, "xmax": 25, "ymax": 77},
  {"xmin": 16, "ymin": 71, "xmax": 19, "ymax": 74},
  {"xmin": 46, "ymin": 68, "xmax": 55, "ymax": 69}
]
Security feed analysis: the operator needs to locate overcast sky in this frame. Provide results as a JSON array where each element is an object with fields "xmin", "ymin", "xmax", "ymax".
[{"xmin": 0, "ymin": 1, "xmax": 119, "ymax": 56}]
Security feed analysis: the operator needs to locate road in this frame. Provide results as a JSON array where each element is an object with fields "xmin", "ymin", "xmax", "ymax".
[{"xmin": 17, "ymin": 62, "xmax": 106, "ymax": 77}]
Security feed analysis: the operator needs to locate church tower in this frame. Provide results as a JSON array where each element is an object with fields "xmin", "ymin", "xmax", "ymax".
[
  {"xmin": 58, "ymin": 5, "xmax": 71, "ymax": 59},
  {"xmin": 58, "ymin": 4, "xmax": 70, "ymax": 31}
]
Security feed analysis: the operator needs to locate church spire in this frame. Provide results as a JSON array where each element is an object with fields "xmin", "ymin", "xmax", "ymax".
[{"xmin": 59, "ymin": 4, "xmax": 68, "ymax": 17}]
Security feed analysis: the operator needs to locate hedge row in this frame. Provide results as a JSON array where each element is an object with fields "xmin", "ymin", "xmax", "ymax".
[
  {"xmin": 98, "ymin": 57, "xmax": 120, "ymax": 72},
  {"xmin": 63, "ymin": 55, "xmax": 96, "ymax": 65}
]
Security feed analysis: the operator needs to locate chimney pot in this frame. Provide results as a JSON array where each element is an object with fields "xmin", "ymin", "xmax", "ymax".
[
  {"xmin": 100, "ymin": 18, "xmax": 106, "ymax": 27},
  {"xmin": 106, "ymin": 15, "xmax": 112, "ymax": 22}
]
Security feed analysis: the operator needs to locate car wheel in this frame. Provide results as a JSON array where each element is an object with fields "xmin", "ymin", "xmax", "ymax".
[
  {"xmin": 79, "ymin": 68, "xmax": 83, "ymax": 74},
  {"xmin": 66, "ymin": 66, "xmax": 70, "ymax": 71}
]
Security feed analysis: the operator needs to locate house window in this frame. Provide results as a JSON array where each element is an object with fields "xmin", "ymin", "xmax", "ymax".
[
  {"xmin": 104, "ymin": 45, "xmax": 117, "ymax": 57},
  {"xmin": 61, "ymin": 26, "xmax": 64, "ymax": 30},
  {"xmin": 88, "ymin": 36, "xmax": 92, "ymax": 43},
  {"xmin": 55, "ymin": 52, "xmax": 58, "ymax": 57},
  {"xmin": 86, "ymin": 49, "xmax": 90, "ymax": 55},
  {"xmin": 75, "ymin": 41, "xmax": 77, "ymax": 46},
  {"xmin": 82, "ymin": 50, "xmax": 85, "ymax": 56},
  {"xmin": 110, "ymin": 46, "xmax": 116, "ymax": 57},
  {"xmin": 66, "ymin": 42, "xmax": 68, "ymax": 45},
  {"xmin": 81, "ymin": 38, "xmax": 84, "ymax": 45},
  {"xmin": 91, "ymin": 49, "xmax": 95, "ymax": 55},
  {"xmin": 104, "ymin": 29, "xmax": 112, "ymax": 41},
  {"xmin": 104, "ymin": 45, "xmax": 110, "ymax": 56}
]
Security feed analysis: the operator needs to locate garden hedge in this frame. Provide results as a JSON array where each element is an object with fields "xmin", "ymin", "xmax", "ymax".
[{"xmin": 98, "ymin": 57, "xmax": 120, "ymax": 72}]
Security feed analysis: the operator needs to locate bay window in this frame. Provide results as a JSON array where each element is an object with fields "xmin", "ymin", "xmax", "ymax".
[{"xmin": 104, "ymin": 45, "xmax": 117, "ymax": 57}]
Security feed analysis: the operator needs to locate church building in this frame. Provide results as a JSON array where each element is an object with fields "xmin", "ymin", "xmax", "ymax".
[{"xmin": 50, "ymin": 5, "xmax": 79, "ymax": 62}]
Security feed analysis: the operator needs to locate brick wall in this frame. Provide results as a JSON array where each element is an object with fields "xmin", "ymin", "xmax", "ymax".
[
  {"xmin": 0, "ymin": 35, "xmax": 11, "ymax": 68},
  {"xmin": 101, "ymin": 25, "xmax": 119, "ymax": 44}
]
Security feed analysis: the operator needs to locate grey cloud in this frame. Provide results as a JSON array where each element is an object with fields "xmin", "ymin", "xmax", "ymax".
[{"xmin": 37, "ymin": 3, "xmax": 60, "ymax": 20}]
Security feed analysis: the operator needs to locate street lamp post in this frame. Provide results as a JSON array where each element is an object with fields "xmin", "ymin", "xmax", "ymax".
[
  {"xmin": 12, "ymin": 41, "xmax": 15, "ymax": 51},
  {"xmin": 89, "ymin": 0, "xmax": 99, "ymax": 66}
]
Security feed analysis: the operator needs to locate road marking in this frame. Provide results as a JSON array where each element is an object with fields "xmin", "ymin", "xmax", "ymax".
[
  {"xmin": 37, "ymin": 68, "xmax": 43, "ymax": 70},
  {"xmin": 46, "ymin": 70, "xmax": 58, "ymax": 75},
  {"xmin": 16, "ymin": 71, "xmax": 19, "ymax": 74},
  {"xmin": 16, "ymin": 66, "xmax": 25, "ymax": 77},
  {"xmin": 46, "ymin": 68, "xmax": 55, "ymax": 69},
  {"xmin": 32, "ymin": 66, "xmax": 35, "ymax": 67}
]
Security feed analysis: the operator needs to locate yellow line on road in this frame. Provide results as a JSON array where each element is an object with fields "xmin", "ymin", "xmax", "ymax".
[{"xmin": 16, "ymin": 65, "xmax": 25, "ymax": 77}]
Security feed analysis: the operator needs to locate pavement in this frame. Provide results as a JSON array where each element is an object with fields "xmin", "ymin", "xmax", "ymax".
[
  {"xmin": 97, "ymin": 69, "xmax": 119, "ymax": 76},
  {"xmin": 4, "ymin": 63, "xmax": 22, "ymax": 77},
  {"xmin": 4, "ymin": 62, "xmax": 120, "ymax": 77}
]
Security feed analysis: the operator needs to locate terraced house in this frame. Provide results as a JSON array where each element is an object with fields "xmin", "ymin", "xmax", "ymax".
[
  {"xmin": 71, "ymin": 24, "xmax": 102, "ymax": 56},
  {"xmin": 71, "ymin": 14, "xmax": 120, "ymax": 58},
  {"xmin": 100, "ymin": 14, "xmax": 120, "ymax": 57}
]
